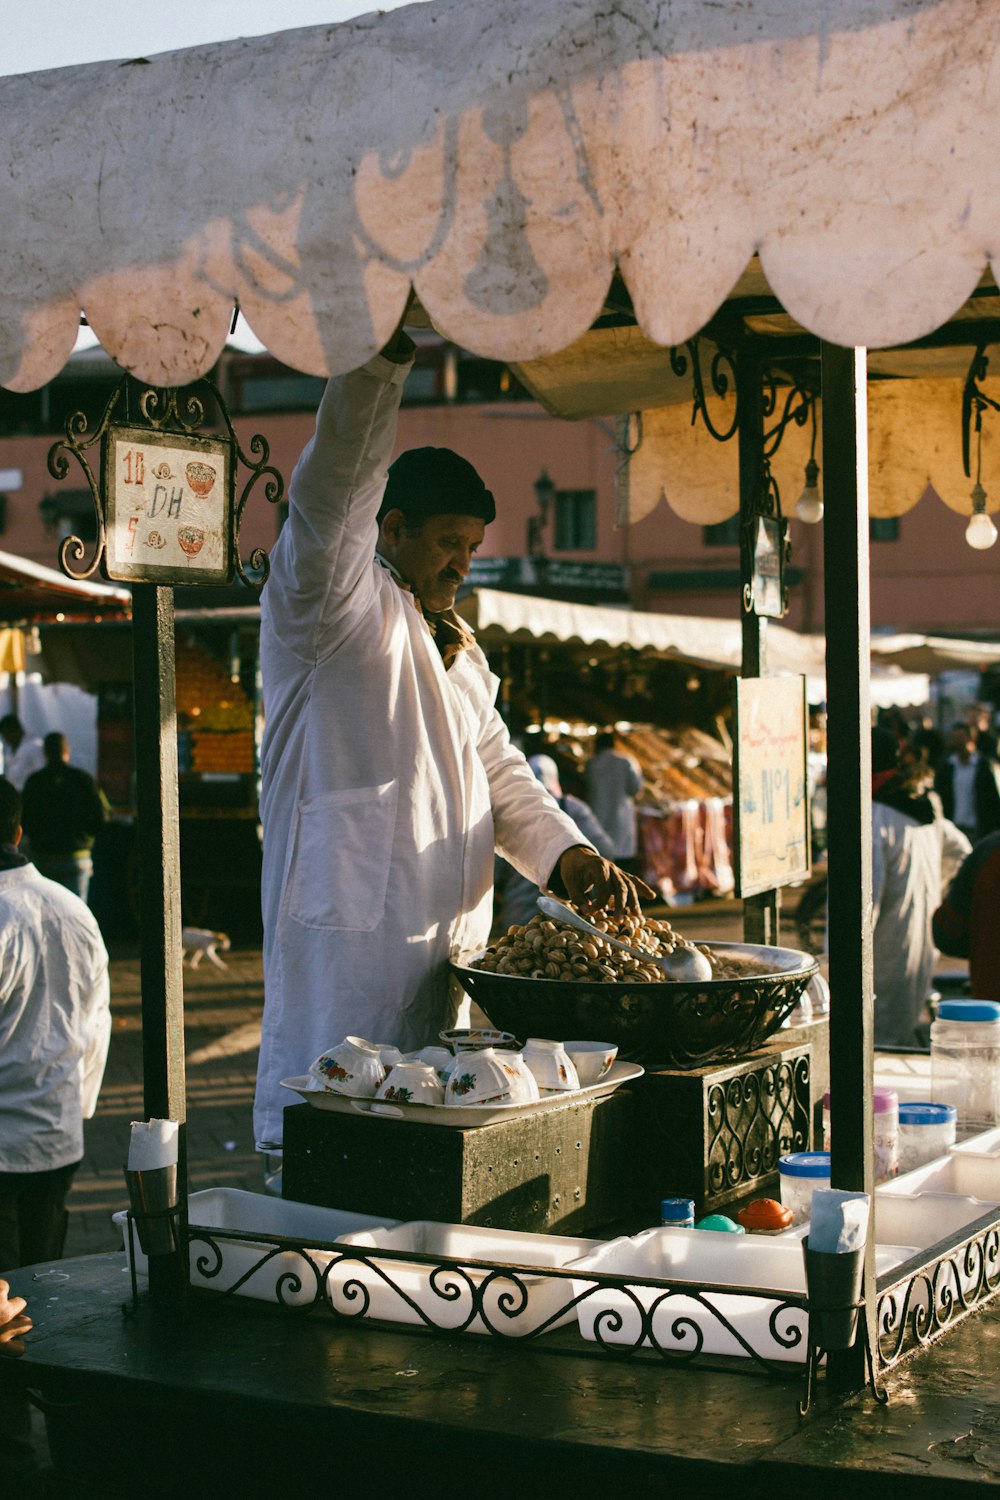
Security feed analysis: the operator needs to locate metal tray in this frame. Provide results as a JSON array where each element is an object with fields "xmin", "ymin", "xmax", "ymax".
[{"xmin": 280, "ymin": 1060, "xmax": 644, "ymax": 1128}]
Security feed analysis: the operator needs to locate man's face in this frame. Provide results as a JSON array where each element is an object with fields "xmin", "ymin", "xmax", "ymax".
[{"xmin": 380, "ymin": 511, "xmax": 485, "ymax": 613}]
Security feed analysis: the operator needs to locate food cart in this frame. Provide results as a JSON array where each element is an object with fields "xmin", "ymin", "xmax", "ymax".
[{"xmin": 3, "ymin": 1, "xmax": 1000, "ymax": 1492}]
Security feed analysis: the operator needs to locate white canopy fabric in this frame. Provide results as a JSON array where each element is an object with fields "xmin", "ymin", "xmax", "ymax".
[
  {"xmin": 2, "ymin": 0, "xmax": 999, "ymax": 393},
  {"xmin": 456, "ymin": 588, "xmax": 937, "ymax": 706}
]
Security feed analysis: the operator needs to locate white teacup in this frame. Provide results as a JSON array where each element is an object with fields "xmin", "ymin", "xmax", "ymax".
[
  {"xmin": 375, "ymin": 1043, "xmax": 404, "ymax": 1070},
  {"xmin": 563, "ymin": 1040, "xmax": 619, "ymax": 1086},
  {"xmin": 499, "ymin": 1051, "xmax": 541, "ymax": 1104},
  {"xmin": 376, "ymin": 1060, "xmax": 444, "ymax": 1106},
  {"xmin": 308, "ymin": 1036, "xmax": 385, "ymax": 1097},
  {"xmin": 445, "ymin": 1046, "xmax": 520, "ymax": 1106},
  {"xmin": 405, "ymin": 1045, "xmax": 455, "ymax": 1084},
  {"xmin": 522, "ymin": 1038, "xmax": 580, "ymax": 1092}
]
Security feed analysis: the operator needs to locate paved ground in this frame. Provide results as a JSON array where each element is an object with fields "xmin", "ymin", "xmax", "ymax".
[
  {"xmin": 64, "ymin": 886, "xmax": 964, "ymax": 1260},
  {"xmin": 66, "ymin": 942, "xmax": 268, "ymax": 1260}
]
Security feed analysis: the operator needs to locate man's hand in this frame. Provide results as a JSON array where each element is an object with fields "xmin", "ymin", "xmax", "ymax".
[
  {"xmin": 555, "ymin": 845, "xmax": 656, "ymax": 916},
  {"xmin": 381, "ymin": 289, "xmax": 417, "ymax": 363},
  {"xmin": 0, "ymin": 1279, "xmax": 30, "ymax": 1357}
]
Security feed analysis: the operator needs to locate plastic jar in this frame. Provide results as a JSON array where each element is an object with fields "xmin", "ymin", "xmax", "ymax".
[
  {"xmin": 660, "ymin": 1197, "xmax": 695, "ymax": 1228},
  {"xmin": 778, "ymin": 1151, "xmax": 831, "ymax": 1226},
  {"xmin": 931, "ymin": 1000, "xmax": 1000, "ymax": 1131},
  {"xmin": 822, "ymin": 1087, "xmax": 899, "ymax": 1181},
  {"xmin": 897, "ymin": 1101, "xmax": 958, "ymax": 1173}
]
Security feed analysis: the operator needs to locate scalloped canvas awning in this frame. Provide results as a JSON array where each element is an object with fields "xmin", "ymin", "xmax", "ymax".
[
  {"xmin": 2, "ymin": 0, "xmax": 999, "ymax": 401},
  {"xmin": 456, "ymin": 588, "xmax": 953, "ymax": 706}
]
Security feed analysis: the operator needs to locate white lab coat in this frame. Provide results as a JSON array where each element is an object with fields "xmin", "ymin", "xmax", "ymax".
[
  {"xmin": 872, "ymin": 802, "xmax": 971, "ymax": 1048},
  {"xmin": 254, "ymin": 353, "xmax": 587, "ymax": 1149},
  {"xmin": 0, "ymin": 862, "xmax": 110, "ymax": 1171}
]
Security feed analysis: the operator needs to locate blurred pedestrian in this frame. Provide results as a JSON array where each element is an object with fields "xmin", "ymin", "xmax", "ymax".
[
  {"xmin": 932, "ymin": 830, "xmax": 1000, "ymax": 1003},
  {"xmin": 20, "ymin": 733, "xmax": 109, "ymax": 904},
  {"xmin": 970, "ymin": 703, "xmax": 999, "ymax": 762},
  {"xmin": 0, "ymin": 775, "xmax": 109, "ymax": 1490},
  {"xmin": 0, "ymin": 715, "xmax": 45, "ymax": 792},
  {"xmin": 493, "ymin": 755, "xmax": 615, "ymax": 930},
  {"xmin": 934, "ymin": 721, "xmax": 1000, "ymax": 845},
  {"xmin": 585, "ymin": 731, "xmax": 644, "ymax": 877},
  {"xmin": 872, "ymin": 728, "xmax": 971, "ymax": 1048}
]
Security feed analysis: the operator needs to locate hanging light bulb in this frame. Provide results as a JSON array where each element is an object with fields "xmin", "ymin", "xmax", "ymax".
[
  {"xmin": 795, "ymin": 396, "xmax": 823, "ymax": 523},
  {"xmin": 966, "ymin": 480, "xmax": 998, "ymax": 549},
  {"xmin": 796, "ymin": 456, "xmax": 824, "ymax": 524}
]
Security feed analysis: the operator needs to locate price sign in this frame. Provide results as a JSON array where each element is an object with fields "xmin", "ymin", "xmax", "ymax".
[
  {"xmin": 733, "ymin": 674, "xmax": 810, "ymax": 897},
  {"xmin": 103, "ymin": 426, "xmax": 232, "ymax": 584}
]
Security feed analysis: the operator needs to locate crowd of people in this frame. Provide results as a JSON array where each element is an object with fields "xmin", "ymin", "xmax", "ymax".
[{"xmin": 869, "ymin": 705, "xmax": 1000, "ymax": 1047}]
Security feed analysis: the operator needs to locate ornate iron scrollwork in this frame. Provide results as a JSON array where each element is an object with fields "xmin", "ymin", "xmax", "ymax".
[
  {"xmin": 670, "ymin": 336, "xmax": 738, "ymax": 443},
  {"xmin": 47, "ymin": 373, "xmax": 283, "ymax": 590}
]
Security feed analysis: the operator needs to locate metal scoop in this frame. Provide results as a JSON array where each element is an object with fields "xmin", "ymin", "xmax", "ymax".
[{"xmin": 536, "ymin": 895, "xmax": 714, "ymax": 982}]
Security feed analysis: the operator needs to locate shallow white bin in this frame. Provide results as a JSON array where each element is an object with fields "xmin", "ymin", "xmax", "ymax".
[
  {"xmin": 330, "ymin": 1220, "xmax": 602, "ymax": 1335},
  {"xmin": 113, "ymin": 1187, "xmax": 398, "ymax": 1303},
  {"xmin": 948, "ymin": 1130, "xmax": 1000, "ymax": 1200},
  {"xmin": 568, "ymin": 1228, "xmax": 913, "ymax": 1363},
  {"xmin": 873, "ymin": 1184, "xmax": 998, "ymax": 1254},
  {"xmin": 877, "ymin": 1154, "xmax": 1000, "ymax": 1207}
]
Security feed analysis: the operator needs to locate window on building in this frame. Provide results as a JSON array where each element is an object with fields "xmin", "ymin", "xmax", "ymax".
[
  {"xmin": 703, "ymin": 516, "xmax": 741, "ymax": 547},
  {"xmin": 553, "ymin": 489, "xmax": 596, "ymax": 551},
  {"xmin": 869, "ymin": 515, "xmax": 900, "ymax": 542}
]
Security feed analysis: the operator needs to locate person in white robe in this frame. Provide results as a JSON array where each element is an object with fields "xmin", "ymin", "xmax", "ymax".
[{"xmin": 254, "ymin": 328, "xmax": 651, "ymax": 1150}]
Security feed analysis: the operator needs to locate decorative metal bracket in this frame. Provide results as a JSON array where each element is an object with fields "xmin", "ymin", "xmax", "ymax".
[
  {"xmin": 47, "ymin": 374, "xmax": 284, "ymax": 590},
  {"xmin": 670, "ymin": 336, "xmax": 739, "ymax": 443},
  {"xmin": 961, "ymin": 343, "xmax": 998, "ymax": 478}
]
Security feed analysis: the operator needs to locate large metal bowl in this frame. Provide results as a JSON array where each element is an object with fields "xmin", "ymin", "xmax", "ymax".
[{"xmin": 450, "ymin": 942, "xmax": 819, "ymax": 1070}]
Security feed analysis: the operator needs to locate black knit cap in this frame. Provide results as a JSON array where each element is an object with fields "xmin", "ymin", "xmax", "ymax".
[{"xmin": 377, "ymin": 446, "xmax": 496, "ymax": 525}]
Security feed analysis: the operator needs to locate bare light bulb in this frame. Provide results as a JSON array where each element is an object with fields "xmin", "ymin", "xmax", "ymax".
[
  {"xmin": 966, "ymin": 481, "xmax": 998, "ymax": 550},
  {"xmin": 795, "ymin": 457, "xmax": 823, "ymax": 523}
]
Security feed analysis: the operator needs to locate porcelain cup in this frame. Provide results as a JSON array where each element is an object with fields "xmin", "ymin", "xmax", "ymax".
[
  {"xmin": 375, "ymin": 1060, "xmax": 444, "ymax": 1106},
  {"xmin": 444, "ymin": 1046, "xmax": 522, "ymax": 1106},
  {"xmin": 562, "ymin": 1041, "xmax": 618, "ymax": 1086},
  {"xmin": 498, "ymin": 1051, "xmax": 541, "ymax": 1104},
  {"xmin": 522, "ymin": 1038, "xmax": 580, "ymax": 1092},
  {"xmin": 406, "ymin": 1045, "xmax": 455, "ymax": 1083},
  {"xmin": 375, "ymin": 1043, "xmax": 404, "ymax": 1070},
  {"xmin": 308, "ymin": 1036, "xmax": 386, "ymax": 1098}
]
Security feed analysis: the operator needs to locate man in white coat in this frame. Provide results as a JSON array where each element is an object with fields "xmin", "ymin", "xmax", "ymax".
[
  {"xmin": 871, "ymin": 728, "xmax": 970, "ymax": 1048},
  {"xmin": 254, "ymin": 327, "xmax": 652, "ymax": 1151}
]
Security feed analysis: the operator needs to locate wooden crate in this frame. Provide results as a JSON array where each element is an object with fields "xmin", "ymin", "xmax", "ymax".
[{"xmin": 281, "ymin": 1087, "xmax": 641, "ymax": 1234}]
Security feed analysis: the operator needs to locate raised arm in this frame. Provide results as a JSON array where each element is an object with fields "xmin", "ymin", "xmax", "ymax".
[{"xmin": 262, "ymin": 336, "xmax": 414, "ymax": 660}]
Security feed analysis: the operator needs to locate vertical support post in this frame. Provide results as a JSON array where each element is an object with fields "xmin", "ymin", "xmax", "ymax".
[
  {"xmin": 737, "ymin": 341, "xmax": 779, "ymax": 945},
  {"xmin": 131, "ymin": 583, "xmax": 187, "ymax": 1304},
  {"xmin": 820, "ymin": 342, "xmax": 874, "ymax": 1389}
]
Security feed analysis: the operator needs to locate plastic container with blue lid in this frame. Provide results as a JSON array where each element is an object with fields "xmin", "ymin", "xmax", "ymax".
[
  {"xmin": 931, "ymin": 1001, "xmax": 1000, "ymax": 1131},
  {"xmin": 659, "ymin": 1197, "xmax": 695, "ymax": 1228},
  {"xmin": 778, "ymin": 1151, "xmax": 831, "ymax": 1226},
  {"xmin": 897, "ymin": 1101, "xmax": 957, "ymax": 1173}
]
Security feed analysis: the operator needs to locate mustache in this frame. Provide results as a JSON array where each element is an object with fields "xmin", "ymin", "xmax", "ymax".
[{"xmin": 439, "ymin": 569, "xmax": 462, "ymax": 584}]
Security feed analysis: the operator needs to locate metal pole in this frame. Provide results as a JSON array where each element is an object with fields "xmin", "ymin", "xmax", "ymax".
[
  {"xmin": 737, "ymin": 340, "xmax": 780, "ymax": 945},
  {"xmin": 131, "ymin": 583, "xmax": 188, "ymax": 1304},
  {"xmin": 820, "ymin": 342, "xmax": 874, "ymax": 1389}
]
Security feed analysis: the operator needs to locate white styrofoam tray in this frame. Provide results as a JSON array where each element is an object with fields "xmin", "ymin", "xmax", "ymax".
[
  {"xmin": 114, "ymin": 1187, "xmax": 398, "ymax": 1303},
  {"xmin": 568, "ymin": 1227, "xmax": 916, "ymax": 1363},
  {"xmin": 330, "ymin": 1220, "xmax": 603, "ymax": 1335}
]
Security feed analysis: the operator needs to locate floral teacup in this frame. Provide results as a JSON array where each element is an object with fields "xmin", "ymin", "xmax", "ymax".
[
  {"xmin": 375, "ymin": 1061, "xmax": 444, "ymax": 1107},
  {"xmin": 308, "ymin": 1036, "xmax": 385, "ymax": 1098}
]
